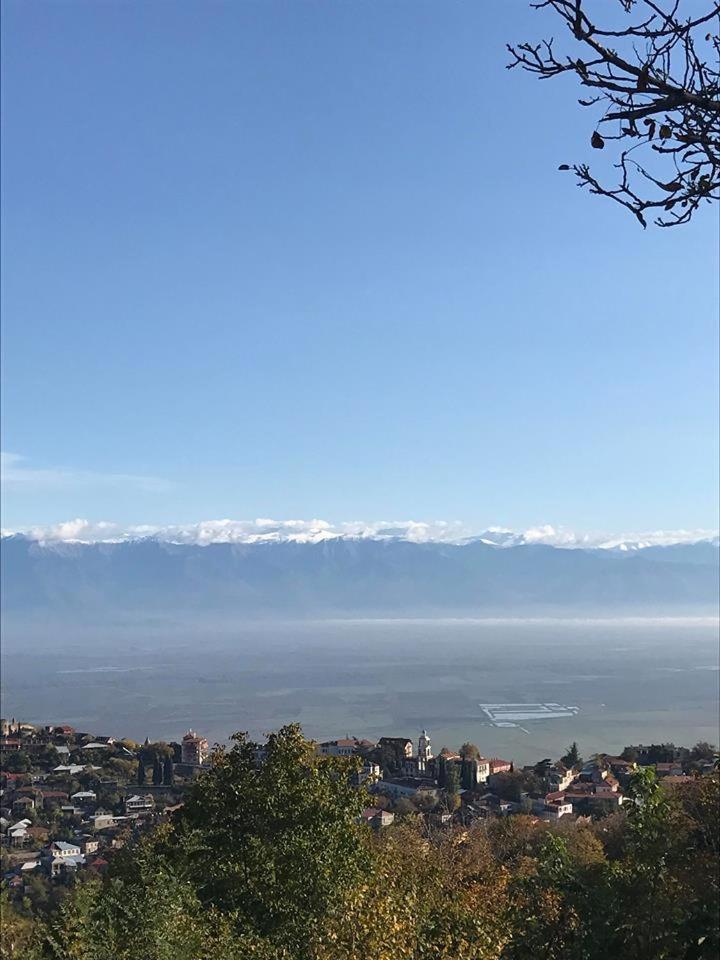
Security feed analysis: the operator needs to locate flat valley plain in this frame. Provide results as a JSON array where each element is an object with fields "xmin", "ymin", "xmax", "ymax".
[{"xmin": 2, "ymin": 617, "xmax": 718, "ymax": 766}]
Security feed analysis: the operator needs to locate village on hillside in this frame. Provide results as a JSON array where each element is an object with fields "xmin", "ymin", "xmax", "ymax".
[{"xmin": 1, "ymin": 716, "xmax": 717, "ymax": 911}]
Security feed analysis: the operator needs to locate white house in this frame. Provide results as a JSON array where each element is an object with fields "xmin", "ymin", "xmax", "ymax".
[
  {"xmin": 42, "ymin": 843, "xmax": 85, "ymax": 877},
  {"xmin": 476, "ymin": 758, "xmax": 491, "ymax": 783},
  {"xmin": 543, "ymin": 800, "xmax": 574, "ymax": 820},
  {"xmin": 546, "ymin": 763, "xmax": 575, "ymax": 791},
  {"xmin": 7, "ymin": 819, "xmax": 31, "ymax": 846},
  {"xmin": 534, "ymin": 789, "xmax": 575, "ymax": 819},
  {"xmin": 124, "ymin": 794, "xmax": 154, "ymax": 814},
  {"xmin": 46, "ymin": 841, "xmax": 81, "ymax": 858}
]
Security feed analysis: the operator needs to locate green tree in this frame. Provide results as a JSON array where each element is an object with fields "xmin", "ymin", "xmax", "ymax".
[
  {"xmin": 594, "ymin": 768, "xmax": 719, "ymax": 959},
  {"xmin": 445, "ymin": 763, "xmax": 461, "ymax": 797},
  {"xmin": 459, "ymin": 742, "xmax": 481, "ymax": 760},
  {"xmin": 690, "ymin": 741, "xmax": 717, "ymax": 762},
  {"xmin": 560, "ymin": 742, "xmax": 582, "ymax": 769},
  {"xmin": 140, "ymin": 741, "xmax": 174, "ymax": 765},
  {"xmin": 163, "ymin": 755, "xmax": 174, "ymax": 786},
  {"xmin": 487, "ymin": 815, "xmax": 548, "ymax": 867},
  {"xmin": 315, "ymin": 820, "xmax": 509, "ymax": 960},
  {"xmin": 178, "ymin": 724, "xmax": 371, "ymax": 953},
  {"xmin": 436, "ymin": 755, "xmax": 447, "ymax": 788},
  {"xmin": 372, "ymin": 740, "xmax": 409, "ymax": 777},
  {"xmin": 38, "ymin": 745, "xmax": 60, "ymax": 767},
  {"xmin": 638, "ymin": 743, "xmax": 676, "ymax": 764},
  {"xmin": 461, "ymin": 758, "xmax": 478, "ymax": 791},
  {"xmin": 491, "ymin": 770, "xmax": 542, "ymax": 803},
  {"xmin": 152, "ymin": 757, "xmax": 162, "ymax": 785},
  {"xmin": 41, "ymin": 850, "xmax": 251, "ymax": 960},
  {"xmin": 3, "ymin": 750, "xmax": 31, "ymax": 773},
  {"xmin": 137, "ymin": 760, "xmax": 145, "ymax": 786},
  {"xmin": 0, "ymin": 889, "xmax": 43, "ymax": 959},
  {"xmin": 106, "ymin": 757, "xmax": 136, "ymax": 780},
  {"xmin": 533, "ymin": 758, "xmax": 553, "ymax": 778}
]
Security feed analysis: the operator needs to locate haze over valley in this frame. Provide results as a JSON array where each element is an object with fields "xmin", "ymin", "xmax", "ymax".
[{"xmin": 2, "ymin": 526, "xmax": 717, "ymax": 766}]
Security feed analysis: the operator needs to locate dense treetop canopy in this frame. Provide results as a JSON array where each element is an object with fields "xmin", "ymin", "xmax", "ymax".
[{"xmin": 4, "ymin": 725, "xmax": 718, "ymax": 960}]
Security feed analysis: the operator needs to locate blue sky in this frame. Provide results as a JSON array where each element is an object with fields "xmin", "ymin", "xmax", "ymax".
[{"xmin": 1, "ymin": 1, "xmax": 718, "ymax": 535}]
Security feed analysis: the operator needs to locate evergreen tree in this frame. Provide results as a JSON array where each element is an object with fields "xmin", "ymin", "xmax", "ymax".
[
  {"xmin": 137, "ymin": 760, "xmax": 145, "ymax": 785},
  {"xmin": 152, "ymin": 757, "xmax": 162, "ymax": 785},
  {"xmin": 436, "ymin": 755, "xmax": 447, "ymax": 788},
  {"xmin": 561, "ymin": 742, "xmax": 582, "ymax": 769},
  {"xmin": 163, "ymin": 755, "xmax": 174, "ymax": 786},
  {"xmin": 461, "ymin": 759, "xmax": 477, "ymax": 791},
  {"xmin": 445, "ymin": 763, "xmax": 461, "ymax": 796}
]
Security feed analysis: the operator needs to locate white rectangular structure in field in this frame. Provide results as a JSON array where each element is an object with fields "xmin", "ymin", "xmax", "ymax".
[{"xmin": 480, "ymin": 703, "xmax": 579, "ymax": 726}]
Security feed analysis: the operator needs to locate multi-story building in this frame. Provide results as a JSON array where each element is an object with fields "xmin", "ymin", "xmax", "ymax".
[
  {"xmin": 45, "ymin": 841, "xmax": 81, "ymax": 859},
  {"xmin": 181, "ymin": 730, "xmax": 209, "ymax": 765},
  {"xmin": 546, "ymin": 763, "xmax": 575, "ymax": 791}
]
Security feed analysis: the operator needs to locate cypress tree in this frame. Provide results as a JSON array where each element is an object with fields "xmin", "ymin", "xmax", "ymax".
[
  {"xmin": 437, "ymin": 755, "xmax": 447, "ymax": 788},
  {"xmin": 163, "ymin": 755, "xmax": 174, "ymax": 786},
  {"xmin": 152, "ymin": 756, "xmax": 163, "ymax": 785},
  {"xmin": 445, "ymin": 764, "xmax": 461, "ymax": 796},
  {"xmin": 137, "ymin": 760, "xmax": 145, "ymax": 785},
  {"xmin": 461, "ymin": 759, "xmax": 477, "ymax": 791}
]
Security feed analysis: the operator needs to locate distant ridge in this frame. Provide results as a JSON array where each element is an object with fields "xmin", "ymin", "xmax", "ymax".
[
  {"xmin": 2, "ymin": 517, "xmax": 718, "ymax": 550},
  {"xmin": 2, "ymin": 534, "xmax": 717, "ymax": 618}
]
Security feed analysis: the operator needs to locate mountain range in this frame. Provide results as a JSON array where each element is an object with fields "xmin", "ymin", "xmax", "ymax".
[{"xmin": 2, "ymin": 533, "xmax": 718, "ymax": 618}]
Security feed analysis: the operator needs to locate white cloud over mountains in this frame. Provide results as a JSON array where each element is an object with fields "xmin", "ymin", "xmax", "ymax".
[
  {"xmin": 3, "ymin": 452, "xmax": 717, "ymax": 552},
  {"xmin": 3, "ymin": 517, "xmax": 717, "ymax": 552}
]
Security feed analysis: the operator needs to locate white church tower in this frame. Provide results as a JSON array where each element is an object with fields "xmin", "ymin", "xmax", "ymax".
[{"xmin": 417, "ymin": 729, "xmax": 433, "ymax": 771}]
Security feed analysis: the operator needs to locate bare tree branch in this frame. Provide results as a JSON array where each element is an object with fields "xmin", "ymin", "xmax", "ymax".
[{"xmin": 508, "ymin": 0, "xmax": 720, "ymax": 226}]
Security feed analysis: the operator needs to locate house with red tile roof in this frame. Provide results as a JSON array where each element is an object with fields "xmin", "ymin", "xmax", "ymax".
[
  {"xmin": 488, "ymin": 758, "xmax": 512, "ymax": 775},
  {"xmin": 360, "ymin": 807, "xmax": 395, "ymax": 829},
  {"xmin": 655, "ymin": 762, "xmax": 684, "ymax": 778}
]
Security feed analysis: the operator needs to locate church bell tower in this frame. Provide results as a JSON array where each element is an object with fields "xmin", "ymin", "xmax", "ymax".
[{"xmin": 417, "ymin": 729, "xmax": 432, "ymax": 771}]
